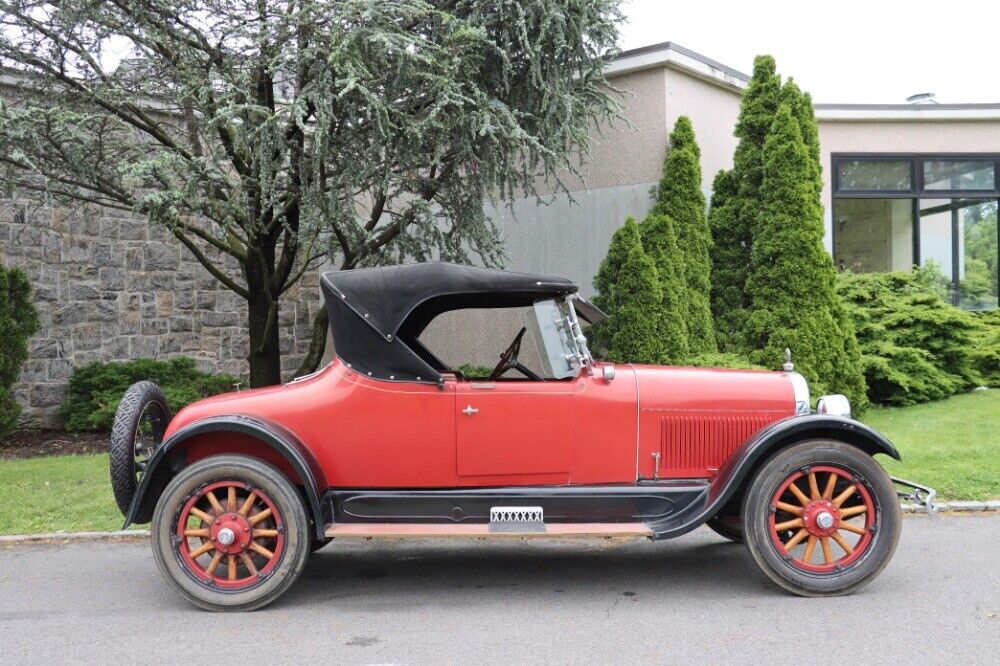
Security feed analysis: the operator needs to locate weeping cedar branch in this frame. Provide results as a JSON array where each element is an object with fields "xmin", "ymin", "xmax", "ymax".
[{"xmin": 0, "ymin": 0, "xmax": 623, "ymax": 386}]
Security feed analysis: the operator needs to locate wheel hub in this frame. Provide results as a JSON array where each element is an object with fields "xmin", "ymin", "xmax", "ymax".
[
  {"xmin": 802, "ymin": 499, "xmax": 839, "ymax": 537},
  {"xmin": 210, "ymin": 513, "xmax": 252, "ymax": 555}
]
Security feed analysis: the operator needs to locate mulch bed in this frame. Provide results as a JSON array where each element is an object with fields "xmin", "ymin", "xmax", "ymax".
[{"xmin": 0, "ymin": 429, "xmax": 107, "ymax": 459}]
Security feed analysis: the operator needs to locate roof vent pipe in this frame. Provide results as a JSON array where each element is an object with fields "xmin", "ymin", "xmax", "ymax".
[{"xmin": 906, "ymin": 92, "xmax": 937, "ymax": 104}]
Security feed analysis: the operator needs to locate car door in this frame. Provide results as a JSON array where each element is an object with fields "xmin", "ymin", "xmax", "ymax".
[{"xmin": 455, "ymin": 376, "xmax": 581, "ymax": 483}]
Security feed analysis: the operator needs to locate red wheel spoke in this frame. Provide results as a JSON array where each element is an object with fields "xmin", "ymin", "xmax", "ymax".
[
  {"xmin": 788, "ymin": 481, "xmax": 811, "ymax": 506},
  {"xmin": 774, "ymin": 501, "xmax": 803, "ymax": 515},
  {"xmin": 206, "ymin": 491, "xmax": 224, "ymax": 514},
  {"xmin": 183, "ymin": 528, "xmax": 210, "ymax": 538},
  {"xmin": 240, "ymin": 552, "xmax": 259, "ymax": 576},
  {"xmin": 802, "ymin": 536, "xmax": 817, "ymax": 564},
  {"xmin": 249, "ymin": 508, "xmax": 272, "ymax": 525},
  {"xmin": 839, "ymin": 505, "xmax": 867, "ymax": 519},
  {"xmin": 227, "ymin": 555, "xmax": 237, "ymax": 581},
  {"xmin": 249, "ymin": 541, "xmax": 275, "ymax": 560},
  {"xmin": 238, "ymin": 492, "xmax": 257, "ymax": 517},
  {"xmin": 822, "ymin": 473, "xmax": 837, "ymax": 500},
  {"xmin": 205, "ymin": 553, "xmax": 224, "ymax": 576},
  {"xmin": 227, "ymin": 486, "xmax": 237, "ymax": 512},
  {"xmin": 190, "ymin": 507, "xmax": 215, "ymax": 524},
  {"xmin": 839, "ymin": 522, "xmax": 866, "ymax": 536},
  {"xmin": 832, "ymin": 484, "xmax": 857, "ymax": 508},
  {"xmin": 831, "ymin": 532, "xmax": 854, "ymax": 556},
  {"xmin": 820, "ymin": 537, "xmax": 833, "ymax": 565},
  {"xmin": 808, "ymin": 472, "xmax": 820, "ymax": 500},
  {"xmin": 253, "ymin": 528, "xmax": 280, "ymax": 538},
  {"xmin": 784, "ymin": 528, "xmax": 809, "ymax": 550},
  {"xmin": 774, "ymin": 517, "xmax": 804, "ymax": 532}
]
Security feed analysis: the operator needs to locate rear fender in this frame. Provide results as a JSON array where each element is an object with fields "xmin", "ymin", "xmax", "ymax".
[
  {"xmin": 651, "ymin": 415, "xmax": 900, "ymax": 539},
  {"xmin": 123, "ymin": 415, "xmax": 328, "ymax": 540}
]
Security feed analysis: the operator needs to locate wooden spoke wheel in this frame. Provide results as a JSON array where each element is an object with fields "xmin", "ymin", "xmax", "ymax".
[
  {"xmin": 741, "ymin": 440, "xmax": 901, "ymax": 597},
  {"xmin": 175, "ymin": 481, "xmax": 286, "ymax": 590},
  {"xmin": 768, "ymin": 465, "xmax": 875, "ymax": 573},
  {"xmin": 151, "ymin": 455, "xmax": 310, "ymax": 612}
]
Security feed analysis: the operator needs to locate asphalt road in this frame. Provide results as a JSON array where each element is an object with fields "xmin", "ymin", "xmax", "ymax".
[{"xmin": 1, "ymin": 515, "xmax": 998, "ymax": 664}]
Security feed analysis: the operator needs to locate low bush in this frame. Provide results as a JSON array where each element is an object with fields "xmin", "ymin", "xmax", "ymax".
[
  {"xmin": 685, "ymin": 352, "xmax": 764, "ymax": 370},
  {"xmin": 0, "ymin": 264, "xmax": 39, "ymax": 438},
  {"xmin": 59, "ymin": 358, "xmax": 240, "ymax": 432},
  {"xmin": 837, "ymin": 266, "xmax": 985, "ymax": 406},
  {"xmin": 971, "ymin": 308, "xmax": 1000, "ymax": 387}
]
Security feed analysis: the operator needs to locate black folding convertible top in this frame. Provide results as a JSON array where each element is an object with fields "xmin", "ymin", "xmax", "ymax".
[{"xmin": 321, "ymin": 262, "xmax": 579, "ymax": 383}]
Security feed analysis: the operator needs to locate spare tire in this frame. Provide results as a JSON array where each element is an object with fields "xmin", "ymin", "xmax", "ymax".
[{"xmin": 110, "ymin": 381, "xmax": 172, "ymax": 516}]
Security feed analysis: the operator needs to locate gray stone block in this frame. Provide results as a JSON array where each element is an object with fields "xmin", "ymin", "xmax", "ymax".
[{"xmin": 30, "ymin": 383, "xmax": 66, "ymax": 408}]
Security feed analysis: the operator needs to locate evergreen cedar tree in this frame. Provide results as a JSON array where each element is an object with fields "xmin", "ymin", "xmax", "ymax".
[
  {"xmin": 640, "ymin": 213, "xmax": 689, "ymax": 361},
  {"xmin": 605, "ymin": 235, "xmax": 671, "ymax": 365},
  {"xmin": 710, "ymin": 55, "xmax": 781, "ymax": 351},
  {"xmin": 0, "ymin": 0, "xmax": 624, "ymax": 388},
  {"xmin": 0, "ymin": 264, "xmax": 39, "ymax": 437},
  {"xmin": 743, "ymin": 103, "xmax": 867, "ymax": 408},
  {"xmin": 651, "ymin": 116, "xmax": 717, "ymax": 355}
]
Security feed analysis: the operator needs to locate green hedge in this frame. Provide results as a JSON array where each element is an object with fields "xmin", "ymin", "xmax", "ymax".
[
  {"xmin": 59, "ymin": 358, "xmax": 241, "ymax": 432},
  {"xmin": 837, "ymin": 266, "xmax": 1000, "ymax": 406},
  {"xmin": 0, "ymin": 264, "xmax": 39, "ymax": 438}
]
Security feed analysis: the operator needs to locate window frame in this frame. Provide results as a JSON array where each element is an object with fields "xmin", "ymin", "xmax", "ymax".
[{"xmin": 831, "ymin": 153, "xmax": 1000, "ymax": 309}]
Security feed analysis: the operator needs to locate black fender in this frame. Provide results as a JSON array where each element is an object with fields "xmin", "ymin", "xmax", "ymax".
[
  {"xmin": 122, "ymin": 415, "xmax": 329, "ymax": 540},
  {"xmin": 649, "ymin": 414, "xmax": 900, "ymax": 539}
]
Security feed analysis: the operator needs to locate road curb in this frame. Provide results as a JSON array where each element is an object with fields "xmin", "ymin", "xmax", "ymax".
[
  {"xmin": 0, "ymin": 529, "xmax": 149, "ymax": 544},
  {"xmin": 2, "ymin": 505, "xmax": 999, "ymax": 544},
  {"xmin": 900, "ymin": 501, "xmax": 1000, "ymax": 514}
]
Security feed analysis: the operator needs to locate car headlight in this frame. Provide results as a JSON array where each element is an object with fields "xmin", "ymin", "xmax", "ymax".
[
  {"xmin": 816, "ymin": 394, "xmax": 852, "ymax": 418},
  {"xmin": 788, "ymin": 372, "xmax": 810, "ymax": 415}
]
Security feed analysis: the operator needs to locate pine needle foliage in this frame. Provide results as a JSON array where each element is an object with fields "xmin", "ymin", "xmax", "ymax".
[
  {"xmin": 640, "ymin": 213, "xmax": 689, "ymax": 361},
  {"xmin": 744, "ymin": 104, "xmax": 867, "ymax": 408},
  {"xmin": 0, "ymin": 264, "xmax": 39, "ymax": 437},
  {"xmin": 651, "ymin": 116, "xmax": 716, "ymax": 355}
]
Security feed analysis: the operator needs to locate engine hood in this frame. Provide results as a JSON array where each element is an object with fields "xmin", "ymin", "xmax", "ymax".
[{"xmin": 631, "ymin": 364, "xmax": 797, "ymax": 413}]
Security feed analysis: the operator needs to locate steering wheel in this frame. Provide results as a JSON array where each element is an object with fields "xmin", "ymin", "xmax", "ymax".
[{"xmin": 489, "ymin": 327, "xmax": 542, "ymax": 381}]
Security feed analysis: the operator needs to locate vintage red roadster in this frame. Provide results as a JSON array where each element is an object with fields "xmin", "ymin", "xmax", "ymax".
[{"xmin": 112, "ymin": 262, "xmax": 914, "ymax": 611}]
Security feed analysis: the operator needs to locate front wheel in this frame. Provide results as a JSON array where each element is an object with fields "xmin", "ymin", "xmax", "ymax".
[
  {"xmin": 742, "ymin": 440, "xmax": 900, "ymax": 597},
  {"xmin": 151, "ymin": 454, "xmax": 310, "ymax": 611}
]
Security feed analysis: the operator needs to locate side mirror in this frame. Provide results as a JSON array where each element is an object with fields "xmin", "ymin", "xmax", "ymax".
[{"xmin": 602, "ymin": 365, "xmax": 615, "ymax": 383}]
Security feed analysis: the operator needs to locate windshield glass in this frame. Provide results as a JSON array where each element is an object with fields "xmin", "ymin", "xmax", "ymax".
[{"xmin": 531, "ymin": 298, "xmax": 583, "ymax": 380}]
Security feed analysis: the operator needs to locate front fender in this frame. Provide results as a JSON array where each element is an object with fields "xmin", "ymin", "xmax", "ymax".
[
  {"xmin": 651, "ymin": 414, "xmax": 899, "ymax": 539},
  {"xmin": 123, "ymin": 415, "xmax": 328, "ymax": 540}
]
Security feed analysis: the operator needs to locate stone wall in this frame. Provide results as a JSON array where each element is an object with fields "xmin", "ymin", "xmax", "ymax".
[{"xmin": 0, "ymin": 200, "xmax": 322, "ymax": 427}]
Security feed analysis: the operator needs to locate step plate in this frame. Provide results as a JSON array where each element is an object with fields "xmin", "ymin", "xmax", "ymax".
[{"xmin": 324, "ymin": 522, "xmax": 653, "ymax": 539}]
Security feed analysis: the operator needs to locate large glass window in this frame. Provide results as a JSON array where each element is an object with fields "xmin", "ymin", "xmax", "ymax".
[
  {"xmin": 833, "ymin": 199, "xmax": 913, "ymax": 273},
  {"xmin": 832, "ymin": 154, "xmax": 1000, "ymax": 310},
  {"xmin": 923, "ymin": 160, "xmax": 995, "ymax": 191},
  {"xmin": 837, "ymin": 160, "xmax": 911, "ymax": 191}
]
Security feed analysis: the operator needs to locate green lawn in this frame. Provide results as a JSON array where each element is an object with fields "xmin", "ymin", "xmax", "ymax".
[
  {"xmin": 0, "ymin": 453, "xmax": 125, "ymax": 535},
  {"xmin": 862, "ymin": 389, "xmax": 1000, "ymax": 502},
  {"xmin": 0, "ymin": 390, "xmax": 997, "ymax": 535}
]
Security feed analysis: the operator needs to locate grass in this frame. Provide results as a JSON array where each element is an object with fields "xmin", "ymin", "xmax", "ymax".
[
  {"xmin": 0, "ymin": 390, "xmax": 997, "ymax": 535},
  {"xmin": 0, "ymin": 453, "xmax": 125, "ymax": 535},
  {"xmin": 862, "ymin": 389, "xmax": 1000, "ymax": 502}
]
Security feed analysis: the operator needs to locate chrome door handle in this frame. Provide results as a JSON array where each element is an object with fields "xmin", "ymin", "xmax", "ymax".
[{"xmin": 462, "ymin": 405, "xmax": 479, "ymax": 416}]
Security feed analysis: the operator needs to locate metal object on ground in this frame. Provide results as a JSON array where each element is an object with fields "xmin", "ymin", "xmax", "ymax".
[{"xmin": 892, "ymin": 477, "xmax": 938, "ymax": 515}]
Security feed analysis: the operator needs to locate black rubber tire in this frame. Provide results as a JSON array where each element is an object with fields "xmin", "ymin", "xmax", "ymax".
[
  {"xmin": 150, "ymin": 455, "xmax": 310, "ymax": 612},
  {"xmin": 742, "ymin": 440, "xmax": 901, "ymax": 597},
  {"xmin": 110, "ymin": 381, "xmax": 171, "ymax": 516},
  {"xmin": 706, "ymin": 514, "xmax": 743, "ymax": 543}
]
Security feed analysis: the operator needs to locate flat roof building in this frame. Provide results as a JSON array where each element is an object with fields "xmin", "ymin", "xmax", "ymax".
[{"xmin": 490, "ymin": 41, "xmax": 1000, "ymax": 311}]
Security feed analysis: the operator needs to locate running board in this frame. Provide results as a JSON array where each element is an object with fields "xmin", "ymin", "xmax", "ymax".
[{"xmin": 324, "ymin": 522, "xmax": 653, "ymax": 539}]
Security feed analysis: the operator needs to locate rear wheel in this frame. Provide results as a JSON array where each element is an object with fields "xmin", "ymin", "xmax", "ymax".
[
  {"xmin": 110, "ymin": 381, "xmax": 171, "ymax": 515},
  {"xmin": 151, "ymin": 455, "xmax": 310, "ymax": 611},
  {"xmin": 742, "ymin": 440, "xmax": 900, "ymax": 596}
]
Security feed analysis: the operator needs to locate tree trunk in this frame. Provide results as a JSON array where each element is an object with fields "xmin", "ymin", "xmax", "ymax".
[{"xmin": 245, "ymin": 268, "xmax": 282, "ymax": 388}]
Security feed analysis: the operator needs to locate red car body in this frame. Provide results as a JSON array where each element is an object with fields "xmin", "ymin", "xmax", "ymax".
[{"xmin": 115, "ymin": 263, "xmax": 906, "ymax": 609}]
